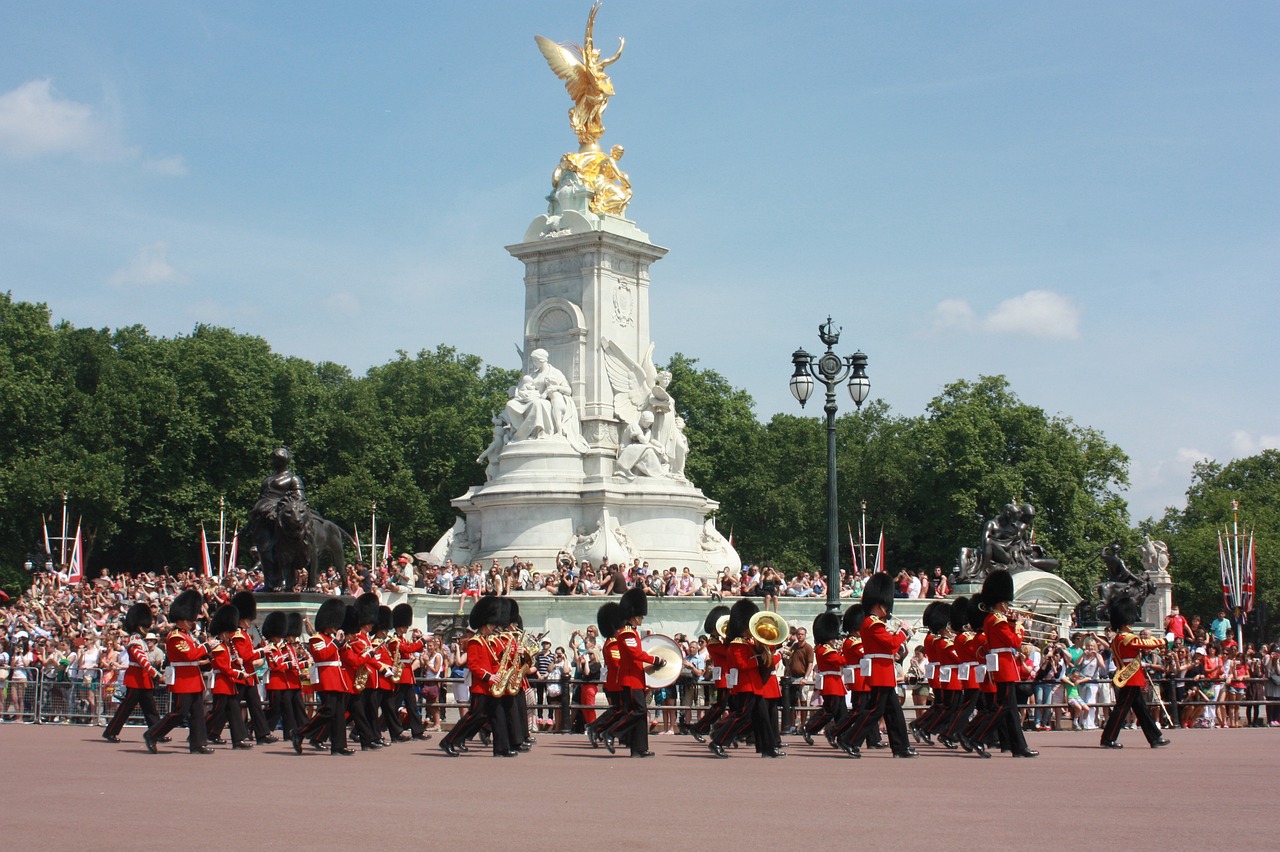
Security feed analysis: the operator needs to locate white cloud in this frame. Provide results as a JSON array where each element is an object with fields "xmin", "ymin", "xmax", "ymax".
[
  {"xmin": 927, "ymin": 298, "xmax": 976, "ymax": 333},
  {"xmin": 926, "ymin": 289, "xmax": 1081, "ymax": 340},
  {"xmin": 108, "ymin": 242, "xmax": 189, "ymax": 288},
  {"xmin": 0, "ymin": 78, "xmax": 184, "ymax": 174},
  {"xmin": 983, "ymin": 290, "xmax": 1081, "ymax": 340},
  {"xmin": 1229, "ymin": 430, "xmax": 1280, "ymax": 457},
  {"xmin": 143, "ymin": 154, "xmax": 188, "ymax": 176},
  {"xmin": 0, "ymin": 79, "xmax": 121, "ymax": 159}
]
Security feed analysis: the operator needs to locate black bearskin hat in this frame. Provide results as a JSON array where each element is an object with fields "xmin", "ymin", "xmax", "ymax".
[
  {"xmin": 123, "ymin": 602, "xmax": 153, "ymax": 634},
  {"xmin": 923, "ymin": 601, "xmax": 951, "ymax": 635},
  {"xmin": 230, "ymin": 590, "xmax": 257, "ymax": 622},
  {"xmin": 861, "ymin": 572, "xmax": 895, "ymax": 616},
  {"xmin": 968, "ymin": 593, "xmax": 988, "ymax": 632},
  {"xmin": 342, "ymin": 603, "xmax": 360, "ymax": 635},
  {"xmin": 1109, "ymin": 596, "xmax": 1140, "ymax": 631},
  {"xmin": 286, "ymin": 612, "xmax": 304, "ymax": 638},
  {"xmin": 842, "ymin": 603, "xmax": 865, "ymax": 635},
  {"xmin": 260, "ymin": 611, "xmax": 287, "ymax": 640},
  {"xmin": 376, "ymin": 605, "xmax": 393, "ymax": 633},
  {"xmin": 949, "ymin": 597, "xmax": 970, "ymax": 633},
  {"xmin": 813, "ymin": 611, "xmax": 841, "ymax": 645},
  {"xmin": 596, "ymin": 602, "xmax": 623, "ymax": 639},
  {"xmin": 392, "ymin": 603, "xmax": 414, "ymax": 630},
  {"xmin": 468, "ymin": 595, "xmax": 502, "ymax": 630},
  {"xmin": 620, "ymin": 587, "xmax": 648, "ymax": 621},
  {"xmin": 355, "ymin": 592, "xmax": 380, "ymax": 628},
  {"xmin": 981, "ymin": 568, "xmax": 1014, "ymax": 605},
  {"xmin": 703, "ymin": 605, "xmax": 731, "ymax": 637},
  {"xmin": 209, "ymin": 604, "xmax": 240, "ymax": 637},
  {"xmin": 728, "ymin": 598, "xmax": 758, "ymax": 639},
  {"xmin": 168, "ymin": 589, "xmax": 204, "ymax": 624},
  {"xmin": 314, "ymin": 597, "xmax": 346, "ymax": 633}
]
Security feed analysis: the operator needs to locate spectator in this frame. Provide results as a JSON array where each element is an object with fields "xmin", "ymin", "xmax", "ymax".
[
  {"xmin": 1164, "ymin": 605, "xmax": 1189, "ymax": 645},
  {"xmin": 676, "ymin": 567, "xmax": 696, "ymax": 597},
  {"xmin": 420, "ymin": 635, "xmax": 446, "ymax": 731},
  {"xmin": 926, "ymin": 566, "xmax": 949, "ymax": 598},
  {"xmin": 1076, "ymin": 638, "xmax": 1105, "ymax": 730},
  {"xmin": 760, "ymin": 566, "xmax": 781, "ymax": 612},
  {"xmin": 1210, "ymin": 611, "xmax": 1231, "ymax": 644},
  {"xmin": 1265, "ymin": 646, "xmax": 1280, "ymax": 727}
]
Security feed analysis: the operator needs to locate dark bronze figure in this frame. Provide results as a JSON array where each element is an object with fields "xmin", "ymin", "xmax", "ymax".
[{"xmin": 246, "ymin": 447, "xmax": 350, "ymax": 590}]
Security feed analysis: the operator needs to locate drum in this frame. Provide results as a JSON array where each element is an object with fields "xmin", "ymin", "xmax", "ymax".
[{"xmin": 641, "ymin": 634, "xmax": 682, "ymax": 689}]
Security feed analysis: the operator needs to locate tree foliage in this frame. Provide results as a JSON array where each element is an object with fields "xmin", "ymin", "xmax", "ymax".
[
  {"xmin": 3, "ymin": 294, "xmax": 1245, "ymax": 617},
  {"xmin": 1143, "ymin": 451, "xmax": 1280, "ymax": 637}
]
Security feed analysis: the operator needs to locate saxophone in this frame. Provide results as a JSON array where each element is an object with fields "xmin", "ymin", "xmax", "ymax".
[
  {"xmin": 352, "ymin": 637, "xmax": 376, "ymax": 692},
  {"xmin": 389, "ymin": 636, "xmax": 403, "ymax": 683},
  {"xmin": 494, "ymin": 630, "xmax": 541, "ymax": 696}
]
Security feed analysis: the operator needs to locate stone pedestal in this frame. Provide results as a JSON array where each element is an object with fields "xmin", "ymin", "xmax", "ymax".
[{"xmin": 430, "ymin": 212, "xmax": 739, "ymax": 578}]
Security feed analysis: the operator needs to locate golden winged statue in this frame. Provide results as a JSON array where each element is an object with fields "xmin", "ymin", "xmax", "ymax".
[{"xmin": 535, "ymin": 2, "xmax": 624, "ymax": 151}]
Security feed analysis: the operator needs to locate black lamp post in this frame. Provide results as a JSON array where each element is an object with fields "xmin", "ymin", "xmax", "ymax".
[{"xmin": 790, "ymin": 316, "xmax": 870, "ymax": 612}]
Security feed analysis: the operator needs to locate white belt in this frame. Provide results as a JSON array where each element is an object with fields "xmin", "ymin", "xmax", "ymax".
[
  {"xmin": 170, "ymin": 661, "xmax": 201, "ymax": 667},
  {"xmin": 313, "ymin": 661, "xmax": 341, "ymax": 668},
  {"xmin": 989, "ymin": 647, "xmax": 1017, "ymax": 654},
  {"xmin": 816, "ymin": 670, "xmax": 843, "ymax": 680},
  {"xmin": 862, "ymin": 654, "xmax": 893, "ymax": 659}
]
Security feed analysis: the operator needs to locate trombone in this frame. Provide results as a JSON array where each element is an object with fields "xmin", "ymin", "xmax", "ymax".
[{"xmin": 1006, "ymin": 603, "xmax": 1062, "ymax": 644}]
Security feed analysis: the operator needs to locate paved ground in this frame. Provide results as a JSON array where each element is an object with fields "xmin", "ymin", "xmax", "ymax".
[{"xmin": 2, "ymin": 724, "xmax": 1274, "ymax": 850}]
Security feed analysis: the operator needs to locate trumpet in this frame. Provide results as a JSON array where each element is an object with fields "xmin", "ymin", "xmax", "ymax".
[
  {"xmin": 885, "ymin": 617, "xmax": 918, "ymax": 639},
  {"xmin": 1006, "ymin": 603, "xmax": 1062, "ymax": 643}
]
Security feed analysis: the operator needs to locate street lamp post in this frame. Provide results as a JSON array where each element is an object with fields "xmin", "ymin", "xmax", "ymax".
[{"xmin": 790, "ymin": 317, "xmax": 870, "ymax": 612}]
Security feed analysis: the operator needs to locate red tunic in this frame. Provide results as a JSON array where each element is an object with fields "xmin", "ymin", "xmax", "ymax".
[
  {"xmin": 395, "ymin": 636, "xmax": 424, "ymax": 686},
  {"xmin": 760, "ymin": 651, "xmax": 782, "ymax": 699},
  {"xmin": 123, "ymin": 637, "xmax": 158, "ymax": 690},
  {"xmin": 859, "ymin": 616, "xmax": 908, "ymax": 688},
  {"xmin": 614, "ymin": 626, "xmax": 656, "ymax": 691},
  {"xmin": 727, "ymin": 638, "xmax": 764, "ymax": 695},
  {"xmin": 1110, "ymin": 631, "xmax": 1163, "ymax": 689},
  {"xmin": 164, "ymin": 630, "xmax": 207, "ymax": 694},
  {"xmin": 705, "ymin": 640, "xmax": 730, "ymax": 690},
  {"xmin": 936, "ymin": 636, "xmax": 963, "ymax": 691},
  {"xmin": 842, "ymin": 636, "xmax": 867, "ymax": 693},
  {"xmin": 207, "ymin": 641, "xmax": 242, "ymax": 696},
  {"xmin": 465, "ymin": 634, "xmax": 499, "ymax": 697},
  {"xmin": 265, "ymin": 642, "xmax": 290, "ymax": 691},
  {"xmin": 308, "ymin": 633, "xmax": 351, "ymax": 692},
  {"xmin": 982, "ymin": 612, "xmax": 1023, "ymax": 683},
  {"xmin": 231, "ymin": 628, "xmax": 259, "ymax": 685},
  {"xmin": 343, "ymin": 631, "xmax": 375, "ymax": 695},
  {"xmin": 603, "ymin": 637, "xmax": 621, "ymax": 692},
  {"xmin": 923, "ymin": 634, "xmax": 941, "ymax": 691},
  {"xmin": 815, "ymin": 642, "xmax": 847, "ymax": 697},
  {"xmin": 953, "ymin": 631, "xmax": 981, "ymax": 689},
  {"xmin": 373, "ymin": 640, "xmax": 396, "ymax": 691},
  {"xmin": 282, "ymin": 643, "xmax": 303, "ymax": 690}
]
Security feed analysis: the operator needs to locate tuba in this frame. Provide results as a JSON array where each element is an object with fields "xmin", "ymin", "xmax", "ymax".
[
  {"xmin": 748, "ymin": 611, "xmax": 789, "ymax": 647},
  {"xmin": 1112, "ymin": 657, "xmax": 1142, "ymax": 688}
]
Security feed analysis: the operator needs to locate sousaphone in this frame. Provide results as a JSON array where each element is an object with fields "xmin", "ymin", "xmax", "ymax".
[{"xmin": 748, "ymin": 611, "xmax": 789, "ymax": 647}]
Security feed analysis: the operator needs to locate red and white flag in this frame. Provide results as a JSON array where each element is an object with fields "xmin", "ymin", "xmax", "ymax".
[
  {"xmin": 42, "ymin": 514, "xmax": 52, "ymax": 557},
  {"xmin": 873, "ymin": 528, "xmax": 886, "ymax": 574},
  {"xmin": 353, "ymin": 530, "xmax": 363, "ymax": 566},
  {"xmin": 849, "ymin": 525, "xmax": 859, "ymax": 573},
  {"xmin": 382, "ymin": 528, "xmax": 392, "ymax": 567},
  {"xmin": 66, "ymin": 521, "xmax": 84, "ymax": 583},
  {"xmin": 225, "ymin": 527, "xmax": 240, "ymax": 577},
  {"xmin": 199, "ymin": 525, "xmax": 213, "ymax": 577}
]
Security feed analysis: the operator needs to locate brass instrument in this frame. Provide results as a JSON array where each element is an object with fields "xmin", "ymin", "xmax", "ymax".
[
  {"xmin": 352, "ymin": 637, "xmax": 376, "ymax": 692},
  {"xmin": 747, "ymin": 611, "xmax": 789, "ymax": 647},
  {"xmin": 389, "ymin": 636, "xmax": 403, "ymax": 682},
  {"xmin": 714, "ymin": 614, "xmax": 730, "ymax": 639},
  {"xmin": 1006, "ymin": 604, "xmax": 1063, "ymax": 644},
  {"xmin": 1112, "ymin": 657, "xmax": 1143, "ymax": 688},
  {"xmin": 494, "ymin": 630, "xmax": 543, "ymax": 697}
]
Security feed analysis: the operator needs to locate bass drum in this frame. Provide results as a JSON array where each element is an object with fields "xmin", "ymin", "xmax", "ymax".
[{"xmin": 641, "ymin": 634, "xmax": 682, "ymax": 689}]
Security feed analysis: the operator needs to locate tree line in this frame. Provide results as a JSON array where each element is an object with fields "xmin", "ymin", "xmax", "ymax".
[{"xmin": 1, "ymin": 293, "xmax": 1273, "ymax": 629}]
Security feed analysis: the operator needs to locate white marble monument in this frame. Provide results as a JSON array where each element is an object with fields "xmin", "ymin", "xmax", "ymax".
[{"xmin": 429, "ymin": 6, "xmax": 740, "ymax": 579}]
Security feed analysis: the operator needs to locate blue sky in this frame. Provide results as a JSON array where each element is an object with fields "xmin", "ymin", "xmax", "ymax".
[{"xmin": 3, "ymin": 2, "xmax": 1277, "ymax": 523}]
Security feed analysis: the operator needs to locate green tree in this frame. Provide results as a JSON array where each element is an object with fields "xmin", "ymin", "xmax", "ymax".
[{"xmin": 1144, "ymin": 451, "xmax": 1279, "ymax": 639}]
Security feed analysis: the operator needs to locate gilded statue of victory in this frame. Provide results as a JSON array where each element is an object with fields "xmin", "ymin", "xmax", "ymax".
[{"xmin": 536, "ymin": 3, "xmax": 632, "ymax": 216}]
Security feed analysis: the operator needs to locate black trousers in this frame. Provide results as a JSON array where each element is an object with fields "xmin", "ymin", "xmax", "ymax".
[
  {"xmin": 206, "ymin": 692, "xmax": 250, "ymax": 744},
  {"xmin": 298, "ymin": 690, "xmax": 348, "ymax": 751},
  {"xmin": 238, "ymin": 682, "xmax": 270, "ymax": 739},
  {"xmin": 841, "ymin": 686, "xmax": 909, "ymax": 752},
  {"xmin": 971, "ymin": 682, "xmax": 1027, "ymax": 753},
  {"xmin": 605, "ymin": 687, "xmax": 650, "ymax": 754},
  {"xmin": 762, "ymin": 696, "xmax": 782, "ymax": 752},
  {"xmin": 1100, "ymin": 684, "xmax": 1162, "ymax": 745},
  {"xmin": 712, "ymin": 692, "xmax": 764, "ymax": 748},
  {"xmin": 103, "ymin": 686, "xmax": 160, "ymax": 737},
  {"xmin": 392, "ymin": 683, "xmax": 425, "ymax": 736},
  {"xmin": 443, "ymin": 694, "xmax": 509, "ymax": 755},
  {"xmin": 832, "ymin": 691, "xmax": 883, "ymax": 746},
  {"xmin": 804, "ymin": 693, "xmax": 849, "ymax": 736},
  {"xmin": 946, "ymin": 688, "xmax": 980, "ymax": 738},
  {"xmin": 691, "ymin": 688, "xmax": 728, "ymax": 734},
  {"xmin": 266, "ymin": 688, "xmax": 307, "ymax": 738},
  {"xmin": 148, "ymin": 691, "xmax": 207, "ymax": 751}
]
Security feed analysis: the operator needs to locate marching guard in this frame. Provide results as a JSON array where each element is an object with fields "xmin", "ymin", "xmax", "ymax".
[
  {"xmin": 438, "ymin": 596, "xmax": 514, "ymax": 756},
  {"xmin": 230, "ymin": 591, "xmax": 276, "ymax": 744},
  {"xmin": 389, "ymin": 603, "xmax": 430, "ymax": 741},
  {"xmin": 600, "ymin": 588, "xmax": 664, "ymax": 757},
  {"xmin": 802, "ymin": 611, "xmax": 848, "ymax": 746},
  {"xmin": 967, "ymin": 570, "xmax": 1038, "ymax": 757},
  {"xmin": 144, "ymin": 589, "xmax": 211, "ymax": 754},
  {"xmin": 586, "ymin": 602, "xmax": 624, "ymax": 747},
  {"xmin": 294, "ymin": 597, "xmax": 355, "ymax": 755},
  {"xmin": 103, "ymin": 602, "xmax": 163, "ymax": 743},
  {"xmin": 1099, "ymin": 596, "xmax": 1171, "ymax": 750},
  {"xmin": 205, "ymin": 603, "xmax": 254, "ymax": 748},
  {"xmin": 688, "ymin": 605, "xmax": 731, "ymax": 742}
]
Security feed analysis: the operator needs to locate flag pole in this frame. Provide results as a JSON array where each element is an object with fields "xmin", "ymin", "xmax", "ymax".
[
  {"xmin": 370, "ymin": 501, "xmax": 377, "ymax": 568},
  {"xmin": 218, "ymin": 497, "xmax": 226, "ymax": 579},
  {"xmin": 60, "ymin": 492, "xmax": 69, "ymax": 566}
]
